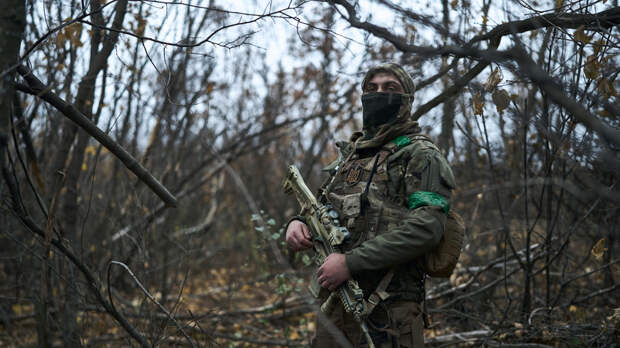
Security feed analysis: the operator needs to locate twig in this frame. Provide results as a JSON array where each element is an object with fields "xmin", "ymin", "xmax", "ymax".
[
  {"xmin": 570, "ymin": 284, "xmax": 620, "ymax": 305},
  {"xmin": 107, "ymin": 261, "xmax": 195, "ymax": 347},
  {"xmin": 487, "ymin": 343, "xmax": 553, "ymax": 348},
  {"xmin": 424, "ymin": 329, "xmax": 490, "ymax": 344}
]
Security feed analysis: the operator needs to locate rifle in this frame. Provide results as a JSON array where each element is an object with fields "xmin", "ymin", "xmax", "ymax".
[{"xmin": 282, "ymin": 165, "xmax": 375, "ymax": 348}]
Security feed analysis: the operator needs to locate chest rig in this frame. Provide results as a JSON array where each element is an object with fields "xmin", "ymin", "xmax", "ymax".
[
  {"xmin": 320, "ymin": 135, "xmax": 431, "ymax": 252},
  {"xmin": 317, "ymin": 134, "xmax": 442, "ymax": 317}
]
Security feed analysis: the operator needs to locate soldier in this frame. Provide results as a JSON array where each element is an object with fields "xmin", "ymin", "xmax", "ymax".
[{"xmin": 286, "ymin": 63, "xmax": 455, "ymax": 347}]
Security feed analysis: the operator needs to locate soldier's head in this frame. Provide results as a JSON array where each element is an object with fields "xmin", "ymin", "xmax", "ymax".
[{"xmin": 360, "ymin": 63, "xmax": 415, "ymax": 130}]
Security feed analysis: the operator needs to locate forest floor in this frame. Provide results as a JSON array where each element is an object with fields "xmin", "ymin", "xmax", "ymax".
[{"xmin": 1, "ymin": 261, "xmax": 618, "ymax": 347}]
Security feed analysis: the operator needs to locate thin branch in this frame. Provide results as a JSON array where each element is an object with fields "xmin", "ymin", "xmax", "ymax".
[
  {"xmin": 16, "ymin": 65, "xmax": 177, "ymax": 207},
  {"xmin": 0, "ymin": 0, "xmax": 120, "ymax": 79},
  {"xmin": 424, "ymin": 329, "xmax": 491, "ymax": 344},
  {"xmin": 78, "ymin": 4, "xmax": 301, "ymax": 49},
  {"xmin": 107, "ymin": 261, "xmax": 195, "ymax": 347},
  {"xmin": 328, "ymin": 1, "xmax": 619, "ymax": 57},
  {"xmin": 411, "ymin": 36, "xmax": 500, "ymax": 120},
  {"xmin": 570, "ymin": 284, "xmax": 620, "ymax": 305},
  {"xmin": 508, "ymin": 46, "xmax": 620, "ymax": 148},
  {"xmin": 10, "ymin": 214, "xmax": 149, "ymax": 347},
  {"xmin": 470, "ymin": 6, "xmax": 620, "ymax": 44}
]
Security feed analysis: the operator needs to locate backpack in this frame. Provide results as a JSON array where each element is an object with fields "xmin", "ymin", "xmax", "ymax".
[{"xmin": 423, "ymin": 209, "xmax": 465, "ymax": 277}]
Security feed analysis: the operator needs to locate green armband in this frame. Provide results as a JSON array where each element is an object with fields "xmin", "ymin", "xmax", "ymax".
[
  {"xmin": 408, "ymin": 191, "xmax": 450, "ymax": 214},
  {"xmin": 392, "ymin": 135, "xmax": 411, "ymax": 148}
]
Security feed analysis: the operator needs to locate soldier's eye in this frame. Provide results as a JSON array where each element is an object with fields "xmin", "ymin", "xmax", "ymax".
[{"xmin": 386, "ymin": 83, "xmax": 400, "ymax": 91}]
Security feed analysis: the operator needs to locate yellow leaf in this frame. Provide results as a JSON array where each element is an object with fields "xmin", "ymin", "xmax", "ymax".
[
  {"xmin": 472, "ymin": 92, "xmax": 484, "ymax": 116},
  {"xmin": 569, "ymin": 305, "xmax": 578, "ymax": 313},
  {"xmin": 515, "ymin": 329, "xmax": 523, "ymax": 338},
  {"xmin": 12, "ymin": 304, "xmax": 22, "ymax": 315},
  {"xmin": 449, "ymin": 272, "xmax": 457, "ymax": 287},
  {"xmin": 289, "ymin": 330, "xmax": 301, "ymax": 340},
  {"xmin": 597, "ymin": 109, "xmax": 612, "ymax": 118},
  {"xmin": 85, "ymin": 145, "xmax": 96, "ymax": 156},
  {"xmin": 591, "ymin": 238, "xmax": 607, "ymax": 260},
  {"xmin": 485, "ymin": 68, "xmax": 502, "ymax": 91},
  {"xmin": 597, "ymin": 78, "xmax": 618, "ymax": 98},
  {"xmin": 206, "ymin": 82, "xmax": 215, "ymax": 94},
  {"xmin": 574, "ymin": 25, "xmax": 593, "ymax": 44},
  {"xmin": 593, "ymin": 39, "xmax": 606, "ymax": 55},
  {"xmin": 607, "ymin": 308, "xmax": 620, "ymax": 325},
  {"xmin": 584, "ymin": 55, "xmax": 600, "ymax": 80},
  {"xmin": 56, "ymin": 23, "xmax": 84, "ymax": 48},
  {"xmin": 450, "ymin": 0, "xmax": 458, "ymax": 9},
  {"xmin": 307, "ymin": 320, "xmax": 316, "ymax": 332},
  {"xmin": 134, "ymin": 14, "xmax": 147, "ymax": 37},
  {"xmin": 82, "ymin": 162, "xmax": 87, "ymax": 171},
  {"xmin": 555, "ymin": 0, "xmax": 565, "ymax": 7},
  {"xmin": 492, "ymin": 89, "xmax": 510, "ymax": 114}
]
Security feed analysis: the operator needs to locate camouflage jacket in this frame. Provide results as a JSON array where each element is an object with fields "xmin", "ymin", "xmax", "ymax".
[{"xmin": 318, "ymin": 133, "xmax": 455, "ymax": 302}]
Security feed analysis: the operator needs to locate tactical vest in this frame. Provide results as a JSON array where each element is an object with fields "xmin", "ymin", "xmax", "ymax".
[{"xmin": 319, "ymin": 134, "xmax": 444, "ymax": 302}]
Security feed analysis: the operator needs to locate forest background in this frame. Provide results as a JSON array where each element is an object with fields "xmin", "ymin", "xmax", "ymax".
[{"xmin": 0, "ymin": 0, "xmax": 618, "ymax": 347}]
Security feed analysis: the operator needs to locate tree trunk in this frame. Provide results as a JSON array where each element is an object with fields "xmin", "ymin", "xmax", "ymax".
[
  {"xmin": 439, "ymin": 0, "xmax": 454, "ymax": 154},
  {"xmin": 0, "ymin": 0, "xmax": 28, "ymax": 343},
  {"xmin": 56, "ymin": 2, "xmax": 128, "ymax": 346}
]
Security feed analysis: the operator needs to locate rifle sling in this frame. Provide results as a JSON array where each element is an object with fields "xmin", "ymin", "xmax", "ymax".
[
  {"xmin": 366, "ymin": 269, "xmax": 395, "ymax": 315},
  {"xmin": 360, "ymin": 153, "xmax": 380, "ymax": 214}
]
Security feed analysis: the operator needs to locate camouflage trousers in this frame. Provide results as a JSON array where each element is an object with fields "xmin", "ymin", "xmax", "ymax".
[{"xmin": 311, "ymin": 301, "xmax": 425, "ymax": 348}]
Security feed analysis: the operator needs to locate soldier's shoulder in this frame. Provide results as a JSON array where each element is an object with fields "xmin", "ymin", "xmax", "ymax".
[
  {"xmin": 387, "ymin": 134, "xmax": 441, "ymax": 160},
  {"xmin": 387, "ymin": 134, "xmax": 456, "ymax": 189}
]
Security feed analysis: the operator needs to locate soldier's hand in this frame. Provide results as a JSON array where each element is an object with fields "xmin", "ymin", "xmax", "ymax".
[
  {"xmin": 318, "ymin": 253, "xmax": 351, "ymax": 291},
  {"xmin": 285, "ymin": 220, "xmax": 313, "ymax": 251}
]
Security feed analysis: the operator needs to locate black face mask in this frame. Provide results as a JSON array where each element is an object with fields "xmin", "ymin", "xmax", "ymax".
[{"xmin": 362, "ymin": 92, "xmax": 403, "ymax": 130}]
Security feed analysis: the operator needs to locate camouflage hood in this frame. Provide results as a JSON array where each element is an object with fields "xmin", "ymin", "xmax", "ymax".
[{"xmin": 355, "ymin": 63, "xmax": 420, "ymax": 149}]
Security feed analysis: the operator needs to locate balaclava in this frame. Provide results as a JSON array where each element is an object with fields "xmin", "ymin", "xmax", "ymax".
[
  {"xmin": 361, "ymin": 63, "xmax": 415, "ymax": 132},
  {"xmin": 351, "ymin": 63, "xmax": 420, "ymax": 149}
]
